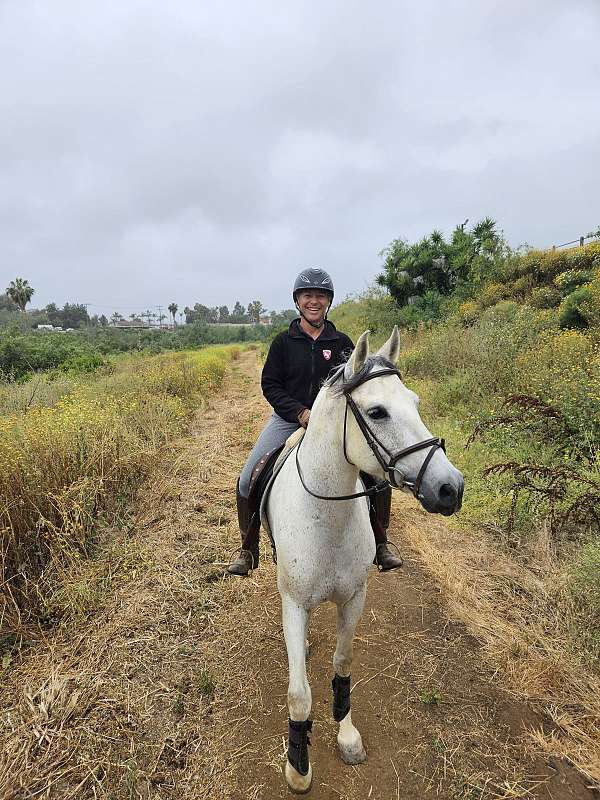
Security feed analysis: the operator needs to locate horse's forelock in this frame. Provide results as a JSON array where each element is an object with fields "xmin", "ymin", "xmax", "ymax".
[{"xmin": 326, "ymin": 355, "xmax": 395, "ymax": 396}]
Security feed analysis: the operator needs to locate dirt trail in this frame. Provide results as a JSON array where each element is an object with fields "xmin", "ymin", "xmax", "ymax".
[{"xmin": 0, "ymin": 351, "xmax": 596, "ymax": 800}]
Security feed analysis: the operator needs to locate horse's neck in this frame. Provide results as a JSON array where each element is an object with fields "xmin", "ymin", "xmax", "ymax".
[{"xmin": 300, "ymin": 390, "xmax": 358, "ymax": 496}]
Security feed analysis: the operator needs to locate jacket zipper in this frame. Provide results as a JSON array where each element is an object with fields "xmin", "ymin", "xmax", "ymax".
[{"xmin": 308, "ymin": 342, "xmax": 315, "ymax": 400}]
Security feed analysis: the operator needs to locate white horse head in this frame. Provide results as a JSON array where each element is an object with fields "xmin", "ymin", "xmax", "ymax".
[{"xmin": 333, "ymin": 326, "xmax": 463, "ymax": 515}]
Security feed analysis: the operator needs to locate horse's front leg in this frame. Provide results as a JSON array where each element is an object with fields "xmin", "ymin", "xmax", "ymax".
[
  {"xmin": 333, "ymin": 585, "xmax": 367, "ymax": 764},
  {"xmin": 282, "ymin": 594, "xmax": 313, "ymax": 794}
]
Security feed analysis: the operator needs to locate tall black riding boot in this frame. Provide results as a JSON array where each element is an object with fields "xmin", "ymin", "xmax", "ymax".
[
  {"xmin": 227, "ymin": 481, "xmax": 260, "ymax": 576},
  {"xmin": 370, "ymin": 484, "xmax": 404, "ymax": 572}
]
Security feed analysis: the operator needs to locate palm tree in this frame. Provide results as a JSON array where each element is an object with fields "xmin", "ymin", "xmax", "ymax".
[
  {"xmin": 6, "ymin": 278, "xmax": 35, "ymax": 312},
  {"xmin": 168, "ymin": 302, "xmax": 178, "ymax": 327}
]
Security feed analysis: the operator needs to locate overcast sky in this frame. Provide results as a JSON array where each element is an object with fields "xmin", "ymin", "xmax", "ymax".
[{"xmin": 1, "ymin": 0, "xmax": 599, "ymax": 317}]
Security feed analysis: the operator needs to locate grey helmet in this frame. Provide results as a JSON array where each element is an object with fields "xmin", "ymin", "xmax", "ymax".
[
  {"xmin": 292, "ymin": 268, "xmax": 334, "ymax": 303},
  {"xmin": 293, "ymin": 268, "xmax": 334, "ymax": 328}
]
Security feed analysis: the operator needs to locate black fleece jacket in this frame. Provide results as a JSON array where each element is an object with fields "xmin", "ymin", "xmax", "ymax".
[{"xmin": 261, "ymin": 318, "xmax": 354, "ymax": 423}]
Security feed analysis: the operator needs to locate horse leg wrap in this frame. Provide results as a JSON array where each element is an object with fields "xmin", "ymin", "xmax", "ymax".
[
  {"xmin": 287, "ymin": 718, "xmax": 313, "ymax": 776},
  {"xmin": 332, "ymin": 674, "xmax": 351, "ymax": 722}
]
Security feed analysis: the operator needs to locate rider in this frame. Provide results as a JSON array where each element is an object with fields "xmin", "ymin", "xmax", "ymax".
[{"xmin": 227, "ymin": 267, "xmax": 404, "ymax": 576}]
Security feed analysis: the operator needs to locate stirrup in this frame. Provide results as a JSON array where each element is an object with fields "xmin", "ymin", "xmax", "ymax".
[
  {"xmin": 226, "ymin": 546, "xmax": 259, "ymax": 575},
  {"xmin": 374, "ymin": 540, "xmax": 404, "ymax": 572}
]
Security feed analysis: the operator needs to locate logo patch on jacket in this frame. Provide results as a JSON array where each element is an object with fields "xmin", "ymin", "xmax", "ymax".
[{"xmin": 322, "ymin": 349, "xmax": 332, "ymax": 360}]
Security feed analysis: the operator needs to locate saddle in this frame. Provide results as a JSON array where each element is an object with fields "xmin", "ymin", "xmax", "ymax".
[
  {"xmin": 246, "ymin": 428, "xmax": 305, "ymax": 563},
  {"xmin": 250, "ymin": 429, "xmax": 380, "ymax": 565}
]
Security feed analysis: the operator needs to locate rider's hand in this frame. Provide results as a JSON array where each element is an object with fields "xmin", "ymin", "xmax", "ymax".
[{"xmin": 298, "ymin": 408, "xmax": 311, "ymax": 428}]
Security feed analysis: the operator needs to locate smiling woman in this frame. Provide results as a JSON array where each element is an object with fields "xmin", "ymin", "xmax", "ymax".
[{"xmin": 227, "ymin": 268, "xmax": 405, "ymax": 577}]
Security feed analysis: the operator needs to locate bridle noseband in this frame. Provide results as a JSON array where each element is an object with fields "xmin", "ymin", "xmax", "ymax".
[{"xmin": 296, "ymin": 367, "xmax": 446, "ymax": 502}]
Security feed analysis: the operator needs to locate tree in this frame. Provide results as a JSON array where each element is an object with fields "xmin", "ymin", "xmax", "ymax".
[
  {"xmin": 168, "ymin": 302, "xmax": 178, "ymax": 326},
  {"xmin": 184, "ymin": 303, "xmax": 219, "ymax": 324},
  {"xmin": 45, "ymin": 302, "xmax": 90, "ymax": 329},
  {"xmin": 6, "ymin": 278, "xmax": 34, "ymax": 312},
  {"xmin": 0, "ymin": 293, "xmax": 17, "ymax": 311},
  {"xmin": 99, "ymin": 314, "xmax": 108, "ymax": 327},
  {"xmin": 270, "ymin": 308, "xmax": 296, "ymax": 326},
  {"xmin": 110, "ymin": 312, "xmax": 123, "ymax": 325},
  {"xmin": 60, "ymin": 303, "xmax": 90, "ymax": 329},
  {"xmin": 218, "ymin": 305, "xmax": 229, "ymax": 322},
  {"xmin": 247, "ymin": 300, "xmax": 266, "ymax": 324},
  {"xmin": 229, "ymin": 302, "xmax": 249, "ymax": 323},
  {"xmin": 45, "ymin": 302, "xmax": 60, "ymax": 325},
  {"xmin": 376, "ymin": 218, "xmax": 509, "ymax": 307}
]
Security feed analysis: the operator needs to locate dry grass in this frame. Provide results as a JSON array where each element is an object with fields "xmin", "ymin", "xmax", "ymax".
[
  {"xmin": 398, "ymin": 501, "xmax": 600, "ymax": 787},
  {"xmin": 0, "ymin": 352, "xmax": 271, "ymax": 799},
  {"xmin": 0, "ymin": 346, "xmax": 236, "ymax": 629}
]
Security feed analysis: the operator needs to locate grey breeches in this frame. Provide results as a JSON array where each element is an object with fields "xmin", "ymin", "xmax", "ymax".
[{"xmin": 239, "ymin": 413, "xmax": 300, "ymax": 498}]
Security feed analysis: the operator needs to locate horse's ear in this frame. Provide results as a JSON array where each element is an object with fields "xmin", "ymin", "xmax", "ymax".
[
  {"xmin": 345, "ymin": 330, "xmax": 370, "ymax": 378},
  {"xmin": 376, "ymin": 326, "xmax": 401, "ymax": 364}
]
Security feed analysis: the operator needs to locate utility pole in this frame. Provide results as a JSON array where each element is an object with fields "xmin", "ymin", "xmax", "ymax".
[{"xmin": 157, "ymin": 305, "xmax": 163, "ymax": 329}]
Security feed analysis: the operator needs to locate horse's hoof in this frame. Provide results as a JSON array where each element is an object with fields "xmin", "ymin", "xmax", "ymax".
[
  {"xmin": 285, "ymin": 761, "xmax": 313, "ymax": 794},
  {"xmin": 338, "ymin": 742, "xmax": 367, "ymax": 765},
  {"xmin": 337, "ymin": 714, "xmax": 366, "ymax": 765}
]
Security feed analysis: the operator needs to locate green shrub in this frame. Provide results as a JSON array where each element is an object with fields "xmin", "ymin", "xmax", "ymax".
[
  {"xmin": 529, "ymin": 286, "xmax": 562, "ymax": 309},
  {"xmin": 476, "ymin": 282, "xmax": 510, "ymax": 308},
  {"xmin": 554, "ymin": 269, "xmax": 594, "ymax": 294},
  {"xmin": 404, "ymin": 302, "xmax": 552, "ymax": 400},
  {"xmin": 500, "ymin": 242, "xmax": 600, "ymax": 286},
  {"xmin": 59, "ymin": 351, "xmax": 107, "ymax": 374},
  {"xmin": 510, "ymin": 275, "xmax": 534, "ymax": 298},
  {"xmin": 515, "ymin": 329, "xmax": 599, "ymax": 448},
  {"xmin": 559, "ymin": 287, "xmax": 594, "ymax": 329},
  {"xmin": 572, "ymin": 538, "xmax": 600, "ymax": 619},
  {"xmin": 0, "ymin": 333, "xmax": 104, "ymax": 380}
]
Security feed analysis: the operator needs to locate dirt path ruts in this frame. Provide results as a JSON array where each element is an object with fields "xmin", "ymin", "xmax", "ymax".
[{"xmin": 0, "ymin": 351, "xmax": 595, "ymax": 800}]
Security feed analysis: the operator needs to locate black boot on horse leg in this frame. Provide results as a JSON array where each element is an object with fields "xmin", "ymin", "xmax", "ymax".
[
  {"xmin": 363, "ymin": 478, "xmax": 403, "ymax": 571},
  {"xmin": 227, "ymin": 480, "xmax": 260, "ymax": 576}
]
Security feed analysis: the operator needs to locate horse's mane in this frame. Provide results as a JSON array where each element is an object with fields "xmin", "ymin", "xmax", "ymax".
[{"xmin": 325, "ymin": 355, "xmax": 396, "ymax": 396}]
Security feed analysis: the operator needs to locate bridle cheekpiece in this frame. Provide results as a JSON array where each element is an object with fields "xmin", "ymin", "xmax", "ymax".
[{"xmin": 295, "ymin": 366, "xmax": 446, "ymax": 502}]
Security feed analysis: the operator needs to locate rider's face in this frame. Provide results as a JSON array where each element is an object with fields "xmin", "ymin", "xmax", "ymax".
[{"xmin": 297, "ymin": 290, "xmax": 330, "ymax": 325}]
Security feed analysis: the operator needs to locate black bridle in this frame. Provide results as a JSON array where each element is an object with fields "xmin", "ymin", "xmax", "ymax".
[{"xmin": 295, "ymin": 367, "xmax": 446, "ymax": 502}]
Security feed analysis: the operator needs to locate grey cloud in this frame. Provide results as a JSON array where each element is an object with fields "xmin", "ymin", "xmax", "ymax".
[{"xmin": 0, "ymin": 0, "xmax": 599, "ymax": 314}]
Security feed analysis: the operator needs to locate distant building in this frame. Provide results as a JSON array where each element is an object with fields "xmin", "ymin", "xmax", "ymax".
[
  {"xmin": 112, "ymin": 319, "xmax": 150, "ymax": 329},
  {"xmin": 259, "ymin": 315, "xmax": 272, "ymax": 325}
]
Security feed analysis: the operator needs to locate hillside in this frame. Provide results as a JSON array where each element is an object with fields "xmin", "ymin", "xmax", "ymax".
[{"xmin": 329, "ymin": 242, "xmax": 600, "ymax": 785}]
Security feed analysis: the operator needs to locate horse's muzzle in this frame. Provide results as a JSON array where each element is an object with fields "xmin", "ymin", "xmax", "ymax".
[{"xmin": 421, "ymin": 478, "xmax": 464, "ymax": 516}]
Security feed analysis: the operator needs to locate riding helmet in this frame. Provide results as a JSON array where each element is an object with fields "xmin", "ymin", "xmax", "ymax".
[{"xmin": 292, "ymin": 268, "xmax": 334, "ymax": 304}]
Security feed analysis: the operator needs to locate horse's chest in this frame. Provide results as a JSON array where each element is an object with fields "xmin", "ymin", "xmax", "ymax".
[{"xmin": 281, "ymin": 541, "xmax": 372, "ymax": 607}]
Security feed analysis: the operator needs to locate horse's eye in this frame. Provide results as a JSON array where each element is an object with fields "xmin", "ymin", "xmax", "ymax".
[{"xmin": 367, "ymin": 406, "xmax": 388, "ymax": 420}]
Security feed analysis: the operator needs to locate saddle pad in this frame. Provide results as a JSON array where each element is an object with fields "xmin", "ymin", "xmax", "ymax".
[{"xmin": 259, "ymin": 428, "xmax": 305, "ymax": 555}]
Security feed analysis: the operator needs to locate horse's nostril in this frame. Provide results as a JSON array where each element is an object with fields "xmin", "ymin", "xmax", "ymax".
[{"xmin": 439, "ymin": 483, "xmax": 457, "ymax": 505}]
